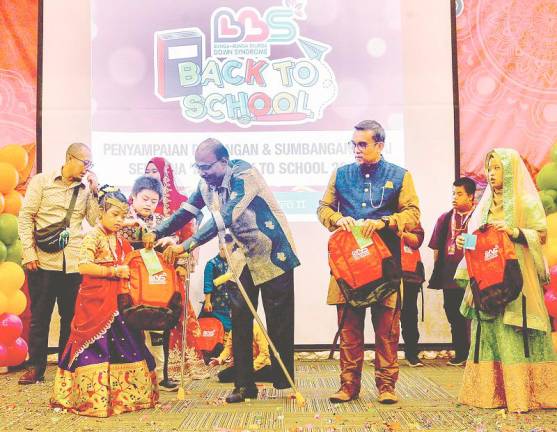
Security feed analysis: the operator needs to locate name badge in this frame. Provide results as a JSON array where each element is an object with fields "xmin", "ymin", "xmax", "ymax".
[{"xmin": 462, "ymin": 233, "xmax": 477, "ymax": 250}]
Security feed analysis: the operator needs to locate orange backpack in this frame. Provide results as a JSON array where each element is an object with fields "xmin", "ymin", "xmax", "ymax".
[
  {"xmin": 328, "ymin": 229, "xmax": 401, "ymax": 308},
  {"xmin": 117, "ymin": 250, "xmax": 183, "ymax": 331},
  {"xmin": 464, "ymin": 225, "xmax": 523, "ymax": 315}
]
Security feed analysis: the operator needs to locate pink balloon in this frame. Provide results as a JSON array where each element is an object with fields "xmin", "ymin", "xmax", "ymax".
[
  {"xmin": 544, "ymin": 290, "xmax": 557, "ymax": 318},
  {"xmin": 0, "ymin": 343, "xmax": 8, "ymax": 366},
  {"xmin": 6, "ymin": 337, "xmax": 27, "ymax": 367},
  {"xmin": 0, "ymin": 313, "xmax": 23, "ymax": 344}
]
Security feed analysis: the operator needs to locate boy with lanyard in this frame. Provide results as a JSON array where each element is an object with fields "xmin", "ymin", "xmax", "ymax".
[{"xmin": 428, "ymin": 177, "xmax": 476, "ymax": 366}]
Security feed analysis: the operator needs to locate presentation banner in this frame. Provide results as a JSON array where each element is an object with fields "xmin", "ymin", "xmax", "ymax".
[{"xmin": 92, "ymin": 0, "xmax": 405, "ymax": 219}]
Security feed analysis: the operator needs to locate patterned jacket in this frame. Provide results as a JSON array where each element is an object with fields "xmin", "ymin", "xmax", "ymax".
[{"xmin": 154, "ymin": 159, "xmax": 300, "ymax": 285}]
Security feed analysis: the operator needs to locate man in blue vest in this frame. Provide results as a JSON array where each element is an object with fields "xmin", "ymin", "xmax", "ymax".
[{"xmin": 318, "ymin": 120, "xmax": 420, "ymax": 404}]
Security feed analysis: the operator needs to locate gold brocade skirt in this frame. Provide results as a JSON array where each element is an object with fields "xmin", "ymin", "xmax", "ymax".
[
  {"xmin": 52, "ymin": 360, "xmax": 159, "ymax": 417},
  {"xmin": 458, "ymin": 360, "xmax": 557, "ymax": 412},
  {"xmin": 458, "ymin": 315, "xmax": 557, "ymax": 412}
]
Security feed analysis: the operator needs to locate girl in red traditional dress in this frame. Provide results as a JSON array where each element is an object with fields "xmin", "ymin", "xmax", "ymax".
[{"xmin": 51, "ymin": 186, "xmax": 158, "ymax": 417}]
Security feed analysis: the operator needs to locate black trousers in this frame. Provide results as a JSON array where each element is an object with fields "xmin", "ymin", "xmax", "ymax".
[
  {"xmin": 443, "ymin": 289, "xmax": 469, "ymax": 359},
  {"xmin": 218, "ymin": 364, "xmax": 273, "ymax": 383},
  {"xmin": 401, "ymin": 281, "xmax": 421, "ymax": 357},
  {"xmin": 27, "ymin": 269, "xmax": 81, "ymax": 374},
  {"xmin": 230, "ymin": 268, "xmax": 294, "ymax": 388}
]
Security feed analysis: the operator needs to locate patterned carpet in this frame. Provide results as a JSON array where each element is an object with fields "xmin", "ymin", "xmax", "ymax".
[{"xmin": 1, "ymin": 359, "xmax": 556, "ymax": 431}]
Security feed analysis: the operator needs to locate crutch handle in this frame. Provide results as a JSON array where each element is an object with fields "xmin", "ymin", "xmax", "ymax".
[{"xmin": 213, "ymin": 272, "xmax": 233, "ymax": 286}]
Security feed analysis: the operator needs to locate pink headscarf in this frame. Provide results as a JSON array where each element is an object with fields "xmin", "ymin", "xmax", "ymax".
[{"xmin": 146, "ymin": 157, "xmax": 188, "ymax": 217}]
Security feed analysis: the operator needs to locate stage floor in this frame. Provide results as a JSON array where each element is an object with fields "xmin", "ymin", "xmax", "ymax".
[{"xmin": 1, "ymin": 359, "xmax": 556, "ymax": 431}]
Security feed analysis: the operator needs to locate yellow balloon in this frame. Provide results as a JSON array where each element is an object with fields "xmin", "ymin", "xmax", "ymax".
[
  {"xmin": 547, "ymin": 213, "xmax": 557, "ymax": 239},
  {"xmin": 5, "ymin": 290, "xmax": 26, "ymax": 315},
  {"xmin": 0, "ymin": 291, "xmax": 7, "ymax": 314},
  {"xmin": 544, "ymin": 236, "xmax": 557, "ymax": 267},
  {"xmin": 0, "ymin": 144, "xmax": 29, "ymax": 172},
  {"xmin": 0, "ymin": 261, "xmax": 25, "ymax": 294}
]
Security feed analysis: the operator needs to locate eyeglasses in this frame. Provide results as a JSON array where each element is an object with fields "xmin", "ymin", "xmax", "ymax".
[
  {"xmin": 70, "ymin": 154, "xmax": 94, "ymax": 170},
  {"xmin": 350, "ymin": 140, "xmax": 370, "ymax": 150},
  {"xmin": 192, "ymin": 159, "xmax": 220, "ymax": 172},
  {"xmin": 350, "ymin": 140, "xmax": 382, "ymax": 150}
]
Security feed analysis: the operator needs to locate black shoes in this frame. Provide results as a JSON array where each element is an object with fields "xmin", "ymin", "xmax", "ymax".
[
  {"xmin": 273, "ymin": 380, "xmax": 291, "ymax": 390},
  {"xmin": 406, "ymin": 356, "xmax": 424, "ymax": 367},
  {"xmin": 447, "ymin": 356, "xmax": 467, "ymax": 366},
  {"xmin": 159, "ymin": 378, "xmax": 179, "ymax": 392},
  {"xmin": 225, "ymin": 386, "xmax": 258, "ymax": 403}
]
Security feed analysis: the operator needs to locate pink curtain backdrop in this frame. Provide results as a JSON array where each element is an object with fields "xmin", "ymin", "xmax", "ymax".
[{"xmin": 457, "ymin": 0, "xmax": 557, "ymax": 183}]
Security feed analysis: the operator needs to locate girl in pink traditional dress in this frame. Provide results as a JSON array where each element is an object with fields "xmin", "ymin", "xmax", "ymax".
[{"xmin": 51, "ymin": 186, "xmax": 158, "ymax": 417}]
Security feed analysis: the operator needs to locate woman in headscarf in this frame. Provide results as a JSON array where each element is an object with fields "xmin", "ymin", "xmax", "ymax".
[
  {"xmin": 144, "ymin": 157, "xmax": 203, "ymax": 385},
  {"xmin": 455, "ymin": 148, "xmax": 557, "ymax": 413}
]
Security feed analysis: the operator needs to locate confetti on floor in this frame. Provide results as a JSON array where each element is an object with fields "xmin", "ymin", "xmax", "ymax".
[{"xmin": 1, "ymin": 359, "xmax": 556, "ymax": 431}]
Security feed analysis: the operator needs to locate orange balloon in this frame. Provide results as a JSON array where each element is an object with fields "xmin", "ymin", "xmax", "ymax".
[
  {"xmin": 16, "ymin": 143, "xmax": 36, "ymax": 188},
  {"xmin": 0, "ymin": 145, "xmax": 29, "ymax": 172},
  {"xmin": 0, "ymin": 291, "xmax": 7, "ymax": 314},
  {"xmin": 0, "ymin": 162, "xmax": 19, "ymax": 194},
  {"xmin": 5, "ymin": 290, "xmax": 26, "ymax": 315},
  {"xmin": 0, "ymin": 193, "xmax": 4, "ymax": 213},
  {"xmin": 3, "ymin": 190, "xmax": 23, "ymax": 215}
]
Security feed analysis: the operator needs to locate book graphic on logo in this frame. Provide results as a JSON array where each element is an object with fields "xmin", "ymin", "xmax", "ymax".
[{"xmin": 155, "ymin": 28, "xmax": 204, "ymax": 100}]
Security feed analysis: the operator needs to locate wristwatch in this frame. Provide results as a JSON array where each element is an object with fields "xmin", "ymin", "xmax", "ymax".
[{"xmin": 380, "ymin": 216, "xmax": 391, "ymax": 229}]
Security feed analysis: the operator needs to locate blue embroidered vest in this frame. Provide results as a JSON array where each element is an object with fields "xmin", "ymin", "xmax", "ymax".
[{"xmin": 335, "ymin": 158, "xmax": 406, "ymax": 220}]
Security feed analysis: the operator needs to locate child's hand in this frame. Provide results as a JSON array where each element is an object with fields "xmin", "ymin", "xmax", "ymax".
[
  {"xmin": 143, "ymin": 231, "xmax": 156, "ymax": 249},
  {"xmin": 204, "ymin": 300, "xmax": 213, "ymax": 313},
  {"xmin": 489, "ymin": 221, "xmax": 513, "ymax": 236},
  {"xmin": 209, "ymin": 357, "xmax": 222, "ymax": 366},
  {"xmin": 115, "ymin": 265, "xmax": 130, "ymax": 279},
  {"xmin": 175, "ymin": 266, "xmax": 188, "ymax": 278}
]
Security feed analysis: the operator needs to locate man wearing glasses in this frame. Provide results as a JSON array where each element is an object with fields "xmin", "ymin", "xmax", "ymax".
[
  {"xmin": 317, "ymin": 120, "xmax": 420, "ymax": 404},
  {"xmin": 18, "ymin": 143, "xmax": 99, "ymax": 384},
  {"xmin": 144, "ymin": 137, "xmax": 300, "ymax": 403}
]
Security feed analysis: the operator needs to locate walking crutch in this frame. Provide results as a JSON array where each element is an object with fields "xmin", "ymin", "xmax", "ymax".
[
  {"xmin": 213, "ymin": 231, "xmax": 306, "ymax": 406},
  {"xmin": 177, "ymin": 254, "xmax": 192, "ymax": 400}
]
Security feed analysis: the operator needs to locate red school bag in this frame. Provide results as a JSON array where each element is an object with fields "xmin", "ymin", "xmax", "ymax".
[
  {"xmin": 328, "ymin": 228, "xmax": 401, "ymax": 308},
  {"xmin": 194, "ymin": 317, "xmax": 225, "ymax": 352},
  {"xmin": 401, "ymin": 242, "xmax": 425, "ymax": 284},
  {"xmin": 463, "ymin": 225, "xmax": 523, "ymax": 316},
  {"xmin": 463, "ymin": 224, "xmax": 526, "ymax": 362},
  {"xmin": 117, "ymin": 250, "xmax": 183, "ymax": 331}
]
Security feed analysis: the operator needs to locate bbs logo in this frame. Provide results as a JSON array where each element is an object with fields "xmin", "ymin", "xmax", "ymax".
[
  {"xmin": 351, "ymin": 248, "xmax": 370, "ymax": 260},
  {"xmin": 149, "ymin": 273, "xmax": 168, "ymax": 285}
]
